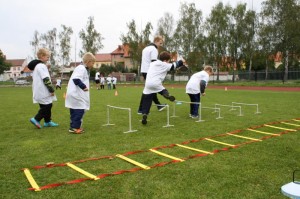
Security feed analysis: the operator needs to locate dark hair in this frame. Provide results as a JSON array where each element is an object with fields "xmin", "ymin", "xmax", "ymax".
[{"xmin": 159, "ymin": 51, "xmax": 171, "ymax": 61}]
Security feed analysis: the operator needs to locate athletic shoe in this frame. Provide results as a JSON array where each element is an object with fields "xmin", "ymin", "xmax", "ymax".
[
  {"xmin": 142, "ymin": 114, "xmax": 147, "ymax": 125},
  {"xmin": 30, "ymin": 118, "xmax": 42, "ymax": 129},
  {"xmin": 191, "ymin": 115, "xmax": 199, "ymax": 119},
  {"xmin": 167, "ymin": 96, "xmax": 176, "ymax": 102},
  {"xmin": 44, "ymin": 121, "xmax": 59, "ymax": 127},
  {"xmin": 69, "ymin": 128, "xmax": 85, "ymax": 134},
  {"xmin": 158, "ymin": 104, "xmax": 167, "ymax": 111},
  {"xmin": 137, "ymin": 110, "xmax": 143, "ymax": 115}
]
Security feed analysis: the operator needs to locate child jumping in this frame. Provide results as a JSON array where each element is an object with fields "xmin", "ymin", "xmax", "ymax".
[
  {"xmin": 141, "ymin": 51, "xmax": 184, "ymax": 125},
  {"xmin": 65, "ymin": 52, "xmax": 96, "ymax": 134},
  {"xmin": 29, "ymin": 48, "xmax": 58, "ymax": 128}
]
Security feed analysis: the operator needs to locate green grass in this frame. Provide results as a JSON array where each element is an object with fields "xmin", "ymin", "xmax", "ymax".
[{"xmin": 0, "ymin": 84, "xmax": 299, "ymax": 199}]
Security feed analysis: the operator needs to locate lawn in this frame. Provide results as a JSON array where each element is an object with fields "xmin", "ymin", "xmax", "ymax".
[{"xmin": 0, "ymin": 84, "xmax": 299, "ymax": 199}]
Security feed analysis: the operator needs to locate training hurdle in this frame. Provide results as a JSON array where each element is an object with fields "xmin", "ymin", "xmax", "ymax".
[
  {"xmin": 154, "ymin": 104, "xmax": 173, "ymax": 128},
  {"xmin": 172, "ymin": 101, "xmax": 222, "ymax": 122},
  {"xmin": 214, "ymin": 104, "xmax": 243, "ymax": 116},
  {"xmin": 103, "ymin": 105, "xmax": 137, "ymax": 133},
  {"xmin": 231, "ymin": 102, "xmax": 261, "ymax": 114}
]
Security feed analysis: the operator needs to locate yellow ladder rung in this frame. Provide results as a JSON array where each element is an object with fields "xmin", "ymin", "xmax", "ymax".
[
  {"xmin": 176, "ymin": 144, "xmax": 214, "ymax": 154},
  {"xmin": 116, "ymin": 154, "xmax": 150, "ymax": 170},
  {"xmin": 292, "ymin": 119, "xmax": 300, "ymax": 122},
  {"xmin": 66, "ymin": 163, "xmax": 99, "ymax": 180},
  {"xmin": 264, "ymin": 124, "xmax": 296, "ymax": 132},
  {"xmin": 204, "ymin": 138, "xmax": 235, "ymax": 147},
  {"xmin": 149, "ymin": 149, "xmax": 185, "ymax": 162},
  {"xmin": 227, "ymin": 133, "xmax": 262, "ymax": 142},
  {"xmin": 246, "ymin": 128, "xmax": 280, "ymax": 136},
  {"xmin": 281, "ymin": 122, "xmax": 300, "ymax": 127},
  {"xmin": 23, "ymin": 168, "xmax": 41, "ymax": 191}
]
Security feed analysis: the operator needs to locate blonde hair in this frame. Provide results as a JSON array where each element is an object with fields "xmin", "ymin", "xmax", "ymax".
[
  {"xmin": 153, "ymin": 35, "xmax": 164, "ymax": 43},
  {"xmin": 37, "ymin": 48, "xmax": 50, "ymax": 59},
  {"xmin": 82, "ymin": 52, "xmax": 96, "ymax": 64},
  {"xmin": 204, "ymin": 65, "xmax": 213, "ymax": 73}
]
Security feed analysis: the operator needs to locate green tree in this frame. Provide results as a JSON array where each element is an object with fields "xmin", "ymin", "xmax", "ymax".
[
  {"xmin": 0, "ymin": 50, "xmax": 11, "ymax": 74},
  {"xmin": 79, "ymin": 16, "xmax": 104, "ymax": 56},
  {"xmin": 260, "ymin": 0, "xmax": 300, "ymax": 82},
  {"xmin": 40, "ymin": 28, "xmax": 58, "ymax": 67},
  {"xmin": 120, "ymin": 19, "xmax": 153, "ymax": 76},
  {"xmin": 156, "ymin": 12, "xmax": 176, "ymax": 52},
  {"xmin": 29, "ymin": 30, "xmax": 40, "ymax": 59},
  {"xmin": 59, "ymin": 25, "xmax": 73, "ymax": 67}
]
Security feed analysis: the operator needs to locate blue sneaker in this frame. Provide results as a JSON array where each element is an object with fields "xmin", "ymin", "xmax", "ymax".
[
  {"xmin": 30, "ymin": 118, "xmax": 42, "ymax": 129},
  {"xmin": 44, "ymin": 121, "xmax": 59, "ymax": 127}
]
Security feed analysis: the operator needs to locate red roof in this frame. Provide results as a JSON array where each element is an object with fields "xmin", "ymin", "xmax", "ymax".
[
  {"xmin": 95, "ymin": 53, "xmax": 112, "ymax": 62},
  {"xmin": 6, "ymin": 59, "xmax": 25, "ymax": 66},
  {"xmin": 111, "ymin": 44, "xmax": 130, "ymax": 57}
]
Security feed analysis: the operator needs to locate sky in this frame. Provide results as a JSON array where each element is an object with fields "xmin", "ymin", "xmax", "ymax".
[{"xmin": 0, "ymin": 0, "xmax": 261, "ymax": 61}]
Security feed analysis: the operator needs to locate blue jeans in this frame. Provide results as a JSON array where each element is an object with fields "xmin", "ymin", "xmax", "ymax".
[{"xmin": 188, "ymin": 93, "xmax": 200, "ymax": 116}]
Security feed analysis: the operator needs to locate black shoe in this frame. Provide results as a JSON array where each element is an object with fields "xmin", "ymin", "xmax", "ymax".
[
  {"xmin": 168, "ymin": 96, "xmax": 175, "ymax": 102},
  {"xmin": 142, "ymin": 114, "xmax": 147, "ymax": 125}
]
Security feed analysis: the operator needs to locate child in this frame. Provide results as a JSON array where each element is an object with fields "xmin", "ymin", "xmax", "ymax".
[
  {"xmin": 141, "ymin": 51, "xmax": 184, "ymax": 125},
  {"xmin": 185, "ymin": 65, "xmax": 213, "ymax": 118},
  {"xmin": 65, "ymin": 52, "xmax": 96, "ymax": 134},
  {"xmin": 100, "ymin": 74, "xmax": 105, "ymax": 89},
  {"xmin": 95, "ymin": 71, "xmax": 100, "ymax": 90},
  {"xmin": 29, "ymin": 48, "xmax": 58, "ymax": 128},
  {"xmin": 56, "ymin": 78, "xmax": 62, "ymax": 90}
]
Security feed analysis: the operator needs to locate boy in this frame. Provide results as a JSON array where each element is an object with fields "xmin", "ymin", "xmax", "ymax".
[
  {"xmin": 29, "ymin": 48, "xmax": 58, "ymax": 128},
  {"xmin": 185, "ymin": 65, "xmax": 213, "ymax": 118},
  {"xmin": 141, "ymin": 51, "xmax": 184, "ymax": 125},
  {"xmin": 65, "ymin": 52, "xmax": 96, "ymax": 134},
  {"xmin": 56, "ymin": 78, "xmax": 62, "ymax": 90}
]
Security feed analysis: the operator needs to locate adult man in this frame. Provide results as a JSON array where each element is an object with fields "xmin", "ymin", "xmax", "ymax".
[
  {"xmin": 137, "ymin": 35, "xmax": 165, "ymax": 114},
  {"xmin": 95, "ymin": 71, "xmax": 100, "ymax": 90}
]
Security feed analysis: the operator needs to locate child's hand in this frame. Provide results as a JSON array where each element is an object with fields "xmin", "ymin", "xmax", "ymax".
[
  {"xmin": 83, "ymin": 88, "xmax": 89, "ymax": 91},
  {"xmin": 50, "ymin": 92, "xmax": 55, "ymax": 96}
]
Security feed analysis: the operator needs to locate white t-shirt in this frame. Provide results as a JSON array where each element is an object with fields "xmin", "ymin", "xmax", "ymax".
[
  {"xmin": 100, "ymin": 77, "xmax": 105, "ymax": 84},
  {"xmin": 140, "ymin": 44, "xmax": 158, "ymax": 73},
  {"xmin": 32, "ymin": 63, "xmax": 57, "ymax": 104},
  {"xmin": 56, "ymin": 79, "xmax": 61, "ymax": 86},
  {"xmin": 112, "ymin": 77, "xmax": 117, "ymax": 84},
  {"xmin": 95, "ymin": 72, "xmax": 100, "ymax": 80},
  {"xmin": 65, "ymin": 64, "xmax": 90, "ymax": 110},
  {"xmin": 186, "ymin": 71, "xmax": 210, "ymax": 94},
  {"xmin": 106, "ymin": 76, "xmax": 112, "ymax": 84},
  {"xmin": 143, "ymin": 60, "xmax": 172, "ymax": 94}
]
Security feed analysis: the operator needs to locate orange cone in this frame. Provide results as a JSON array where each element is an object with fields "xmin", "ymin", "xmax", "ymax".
[{"xmin": 114, "ymin": 90, "xmax": 118, "ymax": 96}]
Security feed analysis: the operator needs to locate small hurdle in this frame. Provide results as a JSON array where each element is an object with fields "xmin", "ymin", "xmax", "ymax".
[
  {"xmin": 214, "ymin": 104, "xmax": 243, "ymax": 116},
  {"xmin": 172, "ymin": 101, "xmax": 222, "ymax": 122},
  {"xmin": 231, "ymin": 102, "xmax": 261, "ymax": 114},
  {"xmin": 103, "ymin": 105, "xmax": 137, "ymax": 133},
  {"xmin": 154, "ymin": 104, "xmax": 173, "ymax": 128}
]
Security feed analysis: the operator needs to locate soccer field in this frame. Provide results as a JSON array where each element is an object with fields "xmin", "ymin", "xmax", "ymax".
[{"xmin": 0, "ymin": 85, "xmax": 299, "ymax": 198}]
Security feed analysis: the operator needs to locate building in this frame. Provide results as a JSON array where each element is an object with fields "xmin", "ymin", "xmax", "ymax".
[
  {"xmin": 5, "ymin": 59, "xmax": 27, "ymax": 81},
  {"xmin": 110, "ymin": 44, "xmax": 134, "ymax": 69}
]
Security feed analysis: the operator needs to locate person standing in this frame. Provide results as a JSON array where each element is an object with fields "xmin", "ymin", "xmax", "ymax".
[
  {"xmin": 56, "ymin": 78, "xmax": 62, "ymax": 90},
  {"xmin": 29, "ymin": 48, "xmax": 58, "ymax": 128},
  {"xmin": 112, "ymin": 76, "xmax": 117, "ymax": 89},
  {"xmin": 65, "ymin": 52, "xmax": 96, "ymax": 134},
  {"xmin": 137, "ymin": 35, "xmax": 166, "ymax": 114},
  {"xmin": 95, "ymin": 71, "xmax": 100, "ymax": 90},
  {"xmin": 106, "ymin": 75, "xmax": 112, "ymax": 90},
  {"xmin": 185, "ymin": 66, "xmax": 213, "ymax": 118},
  {"xmin": 141, "ymin": 51, "xmax": 184, "ymax": 125},
  {"xmin": 100, "ymin": 74, "xmax": 105, "ymax": 89}
]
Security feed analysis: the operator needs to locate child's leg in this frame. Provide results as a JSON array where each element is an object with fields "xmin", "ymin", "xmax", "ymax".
[
  {"xmin": 188, "ymin": 94, "xmax": 193, "ymax": 115},
  {"xmin": 159, "ymin": 89, "xmax": 175, "ymax": 101},
  {"xmin": 193, "ymin": 93, "xmax": 201, "ymax": 116},
  {"xmin": 36, "ymin": 103, "xmax": 52, "ymax": 122},
  {"xmin": 70, "ymin": 109, "xmax": 85, "ymax": 129},
  {"xmin": 141, "ymin": 94, "xmax": 153, "ymax": 115}
]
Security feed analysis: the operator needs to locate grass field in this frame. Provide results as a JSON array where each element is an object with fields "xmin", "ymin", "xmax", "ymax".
[{"xmin": 0, "ymin": 84, "xmax": 299, "ymax": 199}]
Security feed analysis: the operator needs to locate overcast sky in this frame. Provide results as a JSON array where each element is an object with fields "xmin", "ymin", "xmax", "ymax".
[{"xmin": 0, "ymin": 0, "xmax": 261, "ymax": 61}]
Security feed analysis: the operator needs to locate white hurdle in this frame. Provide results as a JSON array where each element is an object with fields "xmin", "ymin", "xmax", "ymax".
[
  {"xmin": 103, "ymin": 105, "xmax": 138, "ymax": 133},
  {"xmin": 172, "ymin": 101, "xmax": 222, "ymax": 122},
  {"xmin": 215, "ymin": 104, "xmax": 243, "ymax": 116},
  {"xmin": 232, "ymin": 102, "xmax": 261, "ymax": 114},
  {"xmin": 154, "ymin": 104, "xmax": 174, "ymax": 128}
]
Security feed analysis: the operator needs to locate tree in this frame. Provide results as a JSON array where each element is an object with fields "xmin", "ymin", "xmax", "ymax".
[
  {"xmin": 29, "ymin": 31, "xmax": 40, "ymax": 59},
  {"xmin": 120, "ymin": 19, "xmax": 153, "ymax": 76},
  {"xmin": 260, "ymin": 0, "xmax": 300, "ymax": 82},
  {"xmin": 156, "ymin": 12, "xmax": 176, "ymax": 52},
  {"xmin": 40, "ymin": 28, "xmax": 58, "ymax": 67},
  {"xmin": 59, "ymin": 25, "xmax": 73, "ymax": 67},
  {"xmin": 173, "ymin": 2, "xmax": 204, "ymax": 71},
  {"xmin": 0, "ymin": 50, "xmax": 11, "ymax": 74},
  {"xmin": 79, "ymin": 16, "xmax": 104, "ymax": 56}
]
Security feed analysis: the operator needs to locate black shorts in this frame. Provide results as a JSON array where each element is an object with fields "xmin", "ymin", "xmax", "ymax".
[{"xmin": 95, "ymin": 80, "xmax": 100, "ymax": 84}]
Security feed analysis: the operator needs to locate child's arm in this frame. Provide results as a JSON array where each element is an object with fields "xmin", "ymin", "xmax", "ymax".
[
  {"xmin": 73, "ymin": 79, "xmax": 88, "ymax": 91},
  {"xmin": 43, "ymin": 77, "xmax": 55, "ymax": 94},
  {"xmin": 200, "ymin": 80, "xmax": 207, "ymax": 95}
]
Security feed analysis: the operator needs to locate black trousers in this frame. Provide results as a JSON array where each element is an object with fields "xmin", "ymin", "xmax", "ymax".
[
  {"xmin": 35, "ymin": 103, "xmax": 52, "ymax": 123},
  {"xmin": 138, "ymin": 73, "xmax": 161, "ymax": 112},
  {"xmin": 142, "ymin": 89, "xmax": 169, "ymax": 115}
]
